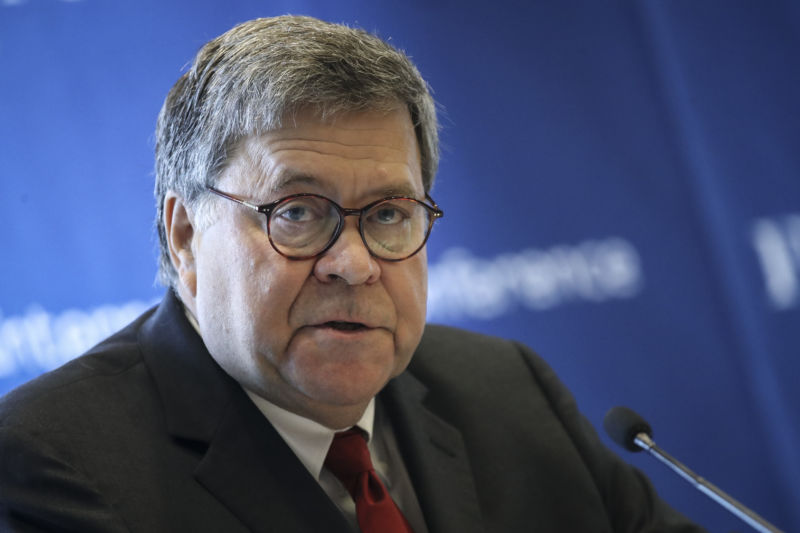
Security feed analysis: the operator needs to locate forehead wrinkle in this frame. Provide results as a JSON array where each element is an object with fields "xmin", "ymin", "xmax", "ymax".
[
  {"xmin": 266, "ymin": 172, "xmax": 421, "ymax": 203},
  {"xmin": 258, "ymin": 149, "xmax": 420, "ymax": 197},
  {"xmin": 237, "ymin": 135, "xmax": 414, "ymax": 168},
  {"xmin": 267, "ymin": 138, "xmax": 412, "ymax": 162}
]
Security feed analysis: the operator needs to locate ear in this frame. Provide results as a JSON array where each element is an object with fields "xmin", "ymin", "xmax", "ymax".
[{"xmin": 164, "ymin": 192, "xmax": 198, "ymax": 300}]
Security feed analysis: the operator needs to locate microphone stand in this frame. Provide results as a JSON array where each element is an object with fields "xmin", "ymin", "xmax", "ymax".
[{"xmin": 633, "ymin": 432, "xmax": 784, "ymax": 533}]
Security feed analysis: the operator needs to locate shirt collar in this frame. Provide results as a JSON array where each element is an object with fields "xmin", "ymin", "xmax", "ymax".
[{"xmin": 245, "ymin": 390, "xmax": 375, "ymax": 481}]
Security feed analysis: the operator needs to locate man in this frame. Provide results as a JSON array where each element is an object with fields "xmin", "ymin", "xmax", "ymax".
[{"xmin": 0, "ymin": 15, "xmax": 704, "ymax": 532}]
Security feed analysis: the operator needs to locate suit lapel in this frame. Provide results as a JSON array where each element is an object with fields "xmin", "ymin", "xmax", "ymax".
[
  {"xmin": 383, "ymin": 372, "xmax": 485, "ymax": 533},
  {"xmin": 194, "ymin": 390, "xmax": 353, "ymax": 533},
  {"xmin": 139, "ymin": 292, "xmax": 353, "ymax": 533}
]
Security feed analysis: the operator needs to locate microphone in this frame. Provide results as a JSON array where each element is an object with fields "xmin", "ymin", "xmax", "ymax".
[{"xmin": 603, "ymin": 406, "xmax": 784, "ymax": 533}]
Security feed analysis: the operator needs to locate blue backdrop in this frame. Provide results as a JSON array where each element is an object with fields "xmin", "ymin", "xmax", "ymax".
[{"xmin": 1, "ymin": 1, "xmax": 798, "ymax": 531}]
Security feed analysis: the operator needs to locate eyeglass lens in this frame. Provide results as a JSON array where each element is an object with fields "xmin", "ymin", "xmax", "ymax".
[{"xmin": 268, "ymin": 196, "xmax": 433, "ymax": 260}]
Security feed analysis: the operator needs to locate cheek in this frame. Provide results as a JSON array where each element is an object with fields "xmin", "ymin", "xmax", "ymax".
[
  {"xmin": 387, "ymin": 255, "xmax": 428, "ymax": 354},
  {"xmin": 195, "ymin": 229, "xmax": 317, "ymax": 376},
  {"xmin": 404, "ymin": 252, "xmax": 429, "ymax": 312},
  {"xmin": 194, "ymin": 236, "xmax": 249, "ymax": 332},
  {"xmin": 226, "ymin": 259, "xmax": 308, "ymax": 342},
  {"xmin": 195, "ymin": 228, "xmax": 284, "ymax": 336}
]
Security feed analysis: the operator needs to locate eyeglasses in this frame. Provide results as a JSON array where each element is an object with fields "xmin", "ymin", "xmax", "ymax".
[{"xmin": 207, "ymin": 186, "xmax": 443, "ymax": 261}]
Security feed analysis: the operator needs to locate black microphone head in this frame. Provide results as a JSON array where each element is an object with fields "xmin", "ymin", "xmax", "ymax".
[{"xmin": 603, "ymin": 406, "xmax": 653, "ymax": 452}]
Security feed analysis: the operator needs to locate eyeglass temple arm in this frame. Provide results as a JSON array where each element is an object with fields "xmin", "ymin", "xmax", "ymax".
[
  {"xmin": 208, "ymin": 186, "xmax": 262, "ymax": 212},
  {"xmin": 426, "ymin": 194, "xmax": 444, "ymax": 218}
]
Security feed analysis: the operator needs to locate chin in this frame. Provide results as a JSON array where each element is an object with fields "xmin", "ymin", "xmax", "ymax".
[{"xmin": 297, "ymin": 364, "xmax": 394, "ymax": 407}]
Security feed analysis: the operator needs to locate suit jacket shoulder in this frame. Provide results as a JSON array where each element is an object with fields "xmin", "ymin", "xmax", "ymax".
[
  {"xmin": 0, "ymin": 293, "xmax": 350, "ymax": 533},
  {"xmin": 393, "ymin": 324, "xmax": 704, "ymax": 533}
]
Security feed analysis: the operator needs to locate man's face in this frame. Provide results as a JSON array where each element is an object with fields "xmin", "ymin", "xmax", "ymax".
[{"xmin": 181, "ymin": 108, "xmax": 428, "ymax": 428}]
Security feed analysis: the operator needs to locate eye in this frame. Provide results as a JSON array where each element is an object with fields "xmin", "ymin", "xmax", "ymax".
[
  {"xmin": 369, "ymin": 202, "xmax": 411, "ymax": 225},
  {"xmin": 280, "ymin": 205, "xmax": 310, "ymax": 222},
  {"xmin": 274, "ymin": 197, "xmax": 324, "ymax": 223}
]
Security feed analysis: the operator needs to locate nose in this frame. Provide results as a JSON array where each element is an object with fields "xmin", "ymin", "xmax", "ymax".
[{"xmin": 312, "ymin": 219, "xmax": 381, "ymax": 285}]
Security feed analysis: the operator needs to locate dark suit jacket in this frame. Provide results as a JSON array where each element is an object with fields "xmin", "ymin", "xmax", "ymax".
[{"xmin": 0, "ymin": 292, "xmax": 703, "ymax": 532}]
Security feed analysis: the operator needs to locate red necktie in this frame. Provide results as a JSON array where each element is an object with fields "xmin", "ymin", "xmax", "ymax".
[{"xmin": 325, "ymin": 428, "xmax": 415, "ymax": 533}]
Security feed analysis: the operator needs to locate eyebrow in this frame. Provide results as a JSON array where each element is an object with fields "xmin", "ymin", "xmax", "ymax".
[
  {"xmin": 266, "ymin": 173, "xmax": 320, "ymax": 196},
  {"xmin": 265, "ymin": 172, "xmax": 422, "ymax": 201},
  {"xmin": 374, "ymin": 184, "xmax": 421, "ymax": 198}
]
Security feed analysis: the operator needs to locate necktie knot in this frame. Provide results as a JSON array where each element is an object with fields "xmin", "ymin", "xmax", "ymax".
[
  {"xmin": 325, "ymin": 428, "xmax": 374, "ymax": 491},
  {"xmin": 325, "ymin": 427, "xmax": 415, "ymax": 533}
]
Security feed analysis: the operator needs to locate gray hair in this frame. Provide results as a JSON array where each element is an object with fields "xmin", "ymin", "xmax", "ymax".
[{"xmin": 154, "ymin": 15, "xmax": 439, "ymax": 288}]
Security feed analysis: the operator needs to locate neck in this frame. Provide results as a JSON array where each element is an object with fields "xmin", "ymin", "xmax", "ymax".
[
  {"xmin": 308, "ymin": 405, "xmax": 369, "ymax": 431},
  {"xmin": 246, "ymin": 386, "xmax": 371, "ymax": 430}
]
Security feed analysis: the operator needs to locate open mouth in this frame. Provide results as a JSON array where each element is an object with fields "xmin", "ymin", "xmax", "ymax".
[{"xmin": 322, "ymin": 321, "xmax": 368, "ymax": 331}]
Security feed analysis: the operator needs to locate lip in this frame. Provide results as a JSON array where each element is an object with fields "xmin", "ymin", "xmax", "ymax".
[
  {"xmin": 307, "ymin": 314, "xmax": 384, "ymax": 329},
  {"xmin": 318, "ymin": 320, "xmax": 368, "ymax": 330},
  {"xmin": 310, "ymin": 321, "xmax": 379, "ymax": 333},
  {"xmin": 297, "ymin": 323, "xmax": 386, "ymax": 343},
  {"xmin": 297, "ymin": 316, "xmax": 391, "ymax": 337}
]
